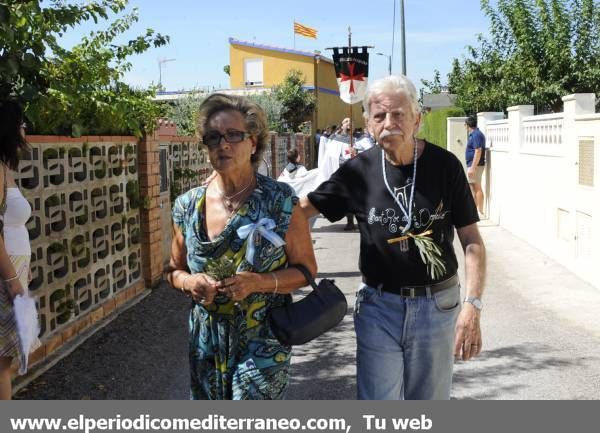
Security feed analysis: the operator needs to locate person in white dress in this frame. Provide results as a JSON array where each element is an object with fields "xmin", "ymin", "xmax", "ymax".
[{"xmin": 0, "ymin": 100, "xmax": 39, "ymax": 399}]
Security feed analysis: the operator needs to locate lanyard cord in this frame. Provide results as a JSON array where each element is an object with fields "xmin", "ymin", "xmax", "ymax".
[{"xmin": 381, "ymin": 138, "xmax": 418, "ymax": 234}]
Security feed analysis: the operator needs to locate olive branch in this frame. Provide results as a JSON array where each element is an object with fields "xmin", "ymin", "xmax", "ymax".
[
  {"xmin": 204, "ymin": 256, "xmax": 236, "ymax": 281},
  {"xmin": 412, "ymin": 234, "xmax": 446, "ymax": 280}
]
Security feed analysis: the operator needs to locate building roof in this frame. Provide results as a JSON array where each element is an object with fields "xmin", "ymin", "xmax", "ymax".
[
  {"xmin": 228, "ymin": 37, "xmax": 333, "ymax": 63},
  {"xmin": 422, "ymin": 92, "xmax": 457, "ymax": 110}
]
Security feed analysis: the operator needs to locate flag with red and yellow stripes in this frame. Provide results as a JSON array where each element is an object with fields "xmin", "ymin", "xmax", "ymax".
[{"xmin": 294, "ymin": 21, "xmax": 318, "ymax": 39}]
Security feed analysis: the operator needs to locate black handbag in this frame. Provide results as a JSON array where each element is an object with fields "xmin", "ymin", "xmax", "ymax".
[{"xmin": 268, "ymin": 264, "xmax": 348, "ymax": 345}]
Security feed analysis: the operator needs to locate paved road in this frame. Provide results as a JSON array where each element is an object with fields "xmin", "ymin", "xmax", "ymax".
[{"xmin": 15, "ymin": 217, "xmax": 600, "ymax": 399}]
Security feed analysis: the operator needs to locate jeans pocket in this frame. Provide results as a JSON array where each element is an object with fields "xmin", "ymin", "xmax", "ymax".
[
  {"xmin": 433, "ymin": 285, "xmax": 461, "ymax": 313},
  {"xmin": 353, "ymin": 285, "xmax": 377, "ymax": 317}
]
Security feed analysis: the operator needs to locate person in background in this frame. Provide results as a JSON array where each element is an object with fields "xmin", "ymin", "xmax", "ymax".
[
  {"xmin": 331, "ymin": 118, "xmax": 357, "ymax": 231},
  {"xmin": 0, "ymin": 100, "xmax": 39, "ymax": 400},
  {"xmin": 465, "ymin": 116, "xmax": 486, "ymax": 216},
  {"xmin": 278, "ymin": 147, "xmax": 307, "ymax": 181},
  {"xmin": 354, "ymin": 119, "xmax": 375, "ymax": 153},
  {"xmin": 314, "ymin": 129, "xmax": 322, "ymax": 156}
]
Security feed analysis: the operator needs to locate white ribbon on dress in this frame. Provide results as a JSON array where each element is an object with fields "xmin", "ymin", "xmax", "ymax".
[{"xmin": 236, "ymin": 218, "xmax": 286, "ymax": 265}]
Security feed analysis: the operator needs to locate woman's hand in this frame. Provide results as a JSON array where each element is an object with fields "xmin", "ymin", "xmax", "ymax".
[
  {"xmin": 219, "ymin": 272, "xmax": 263, "ymax": 302},
  {"xmin": 5, "ymin": 278, "xmax": 25, "ymax": 300},
  {"xmin": 184, "ymin": 273, "xmax": 220, "ymax": 305}
]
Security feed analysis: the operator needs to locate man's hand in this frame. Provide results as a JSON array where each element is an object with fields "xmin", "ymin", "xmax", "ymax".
[
  {"xmin": 467, "ymin": 165, "xmax": 475, "ymax": 179},
  {"xmin": 453, "ymin": 303, "xmax": 482, "ymax": 361}
]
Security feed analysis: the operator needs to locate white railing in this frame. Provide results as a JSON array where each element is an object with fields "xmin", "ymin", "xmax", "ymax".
[
  {"xmin": 487, "ymin": 119, "xmax": 509, "ymax": 150},
  {"xmin": 522, "ymin": 114, "xmax": 563, "ymax": 154}
]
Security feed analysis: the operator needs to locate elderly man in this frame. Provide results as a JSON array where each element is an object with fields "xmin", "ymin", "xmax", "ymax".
[{"xmin": 299, "ymin": 75, "xmax": 485, "ymax": 400}]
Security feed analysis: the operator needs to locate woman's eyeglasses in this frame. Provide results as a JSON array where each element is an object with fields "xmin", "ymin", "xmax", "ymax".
[{"xmin": 202, "ymin": 130, "xmax": 249, "ymax": 148}]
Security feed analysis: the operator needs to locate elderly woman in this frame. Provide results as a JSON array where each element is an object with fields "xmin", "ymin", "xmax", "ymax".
[
  {"xmin": 300, "ymin": 75, "xmax": 486, "ymax": 400},
  {"xmin": 165, "ymin": 93, "xmax": 317, "ymax": 400}
]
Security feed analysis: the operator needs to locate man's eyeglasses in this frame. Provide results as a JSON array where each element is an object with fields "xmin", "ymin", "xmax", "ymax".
[{"xmin": 202, "ymin": 130, "xmax": 249, "ymax": 148}]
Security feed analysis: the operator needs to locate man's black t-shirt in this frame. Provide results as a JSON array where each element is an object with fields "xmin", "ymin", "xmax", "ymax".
[{"xmin": 308, "ymin": 142, "xmax": 478, "ymax": 286}]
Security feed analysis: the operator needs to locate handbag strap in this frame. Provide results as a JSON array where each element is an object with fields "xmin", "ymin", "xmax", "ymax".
[
  {"xmin": 289, "ymin": 263, "xmax": 318, "ymax": 291},
  {"xmin": 0, "ymin": 164, "xmax": 7, "ymax": 215}
]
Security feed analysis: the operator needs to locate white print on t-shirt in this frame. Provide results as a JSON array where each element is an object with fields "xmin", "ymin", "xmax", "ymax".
[{"xmin": 368, "ymin": 190, "xmax": 451, "ymax": 234}]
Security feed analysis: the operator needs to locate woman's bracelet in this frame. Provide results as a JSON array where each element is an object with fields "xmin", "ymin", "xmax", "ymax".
[
  {"xmin": 270, "ymin": 272, "xmax": 278, "ymax": 294},
  {"xmin": 181, "ymin": 274, "xmax": 193, "ymax": 293},
  {"xmin": 4, "ymin": 275, "xmax": 19, "ymax": 283}
]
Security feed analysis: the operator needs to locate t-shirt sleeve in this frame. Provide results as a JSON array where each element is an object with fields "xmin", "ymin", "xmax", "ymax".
[
  {"xmin": 473, "ymin": 131, "xmax": 485, "ymax": 149},
  {"xmin": 307, "ymin": 163, "xmax": 353, "ymax": 222},
  {"xmin": 449, "ymin": 156, "xmax": 479, "ymax": 228},
  {"xmin": 172, "ymin": 191, "xmax": 192, "ymax": 237}
]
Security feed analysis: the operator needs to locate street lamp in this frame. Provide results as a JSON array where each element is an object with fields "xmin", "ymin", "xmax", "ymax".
[
  {"xmin": 376, "ymin": 52, "xmax": 392, "ymax": 75},
  {"xmin": 158, "ymin": 57, "xmax": 176, "ymax": 87}
]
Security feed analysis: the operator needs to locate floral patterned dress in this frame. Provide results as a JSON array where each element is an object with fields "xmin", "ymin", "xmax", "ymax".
[{"xmin": 172, "ymin": 174, "xmax": 297, "ymax": 400}]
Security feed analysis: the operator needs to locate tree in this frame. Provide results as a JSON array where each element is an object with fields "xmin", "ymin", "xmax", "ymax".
[
  {"xmin": 0, "ymin": 1, "xmax": 169, "ymax": 136},
  {"xmin": 421, "ymin": 69, "xmax": 443, "ymax": 94},
  {"xmin": 247, "ymin": 92, "xmax": 284, "ymax": 133},
  {"xmin": 162, "ymin": 92, "xmax": 205, "ymax": 137},
  {"xmin": 448, "ymin": 0, "xmax": 600, "ymax": 114},
  {"xmin": 273, "ymin": 69, "xmax": 315, "ymax": 132},
  {"xmin": 223, "ymin": 65, "xmax": 230, "ymax": 76}
]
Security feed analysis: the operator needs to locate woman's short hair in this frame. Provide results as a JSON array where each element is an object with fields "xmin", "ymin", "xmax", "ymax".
[
  {"xmin": 197, "ymin": 93, "xmax": 269, "ymax": 164},
  {"xmin": 287, "ymin": 147, "xmax": 299, "ymax": 164},
  {"xmin": 0, "ymin": 99, "xmax": 28, "ymax": 170},
  {"xmin": 362, "ymin": 75, "xmax": 421, "ymax": 118}
]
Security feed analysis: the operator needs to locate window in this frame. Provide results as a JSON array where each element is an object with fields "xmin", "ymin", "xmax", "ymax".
[{"xmin": 244, "ymin": 59, "xmax": 263, "ymax": 86}]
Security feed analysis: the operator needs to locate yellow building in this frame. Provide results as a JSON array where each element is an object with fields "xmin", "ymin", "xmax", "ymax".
[{"xmin": 229, "ymin": 38, "xmax": 365, "ymax": 132}]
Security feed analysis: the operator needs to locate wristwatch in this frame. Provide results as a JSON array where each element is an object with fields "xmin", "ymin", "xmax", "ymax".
[{"xmin": 463, "ymin": 296, "xmax": 483, "ymax": 311}]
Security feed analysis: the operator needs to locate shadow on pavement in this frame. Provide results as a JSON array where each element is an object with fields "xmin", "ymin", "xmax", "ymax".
[
  {"xmin": 15, "ymin": 282, "xmax": 190, "ymax": 400},
  {"xmin": 452, "ymin": 342, "xmax": 596, "ymax": 399},
  {"xmin": 287, "ymin": 316, "xmax": 356, "ymax": 399}
]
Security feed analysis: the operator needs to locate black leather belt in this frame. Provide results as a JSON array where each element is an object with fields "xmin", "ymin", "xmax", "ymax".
[{"xmin": 363, "ymin": 274, "xmax": 459, "ymax": 298}]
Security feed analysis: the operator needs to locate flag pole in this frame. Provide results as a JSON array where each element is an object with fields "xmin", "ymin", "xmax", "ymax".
[{"xmin": 348, "ymin": 26, "xmax": 354, "ymax": 153}]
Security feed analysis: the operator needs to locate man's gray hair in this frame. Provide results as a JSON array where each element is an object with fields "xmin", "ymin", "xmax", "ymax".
[{"xmin": 362, "ymin": 75, "xmax": 421, "ymax": 118}]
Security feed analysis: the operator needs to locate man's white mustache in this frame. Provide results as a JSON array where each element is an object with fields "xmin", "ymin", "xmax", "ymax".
[{"xmin": 379, "ymin": 130, "xmax": 404, "ymax": 140}]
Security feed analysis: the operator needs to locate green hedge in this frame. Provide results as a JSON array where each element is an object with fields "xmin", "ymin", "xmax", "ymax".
[{"xmin": 417, "ymin": 107, "xmax": 465, "ymax": 149}]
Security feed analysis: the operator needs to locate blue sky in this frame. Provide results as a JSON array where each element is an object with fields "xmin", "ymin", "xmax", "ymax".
[{"xmin": 60, "ymin": 0, "xmax": 492, "ymax": 92}]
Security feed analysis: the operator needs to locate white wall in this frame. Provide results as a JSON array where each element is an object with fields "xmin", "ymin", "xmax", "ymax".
[{"xmin": 452, "ymin": 94, "xmax": 600, "ymax": 289}]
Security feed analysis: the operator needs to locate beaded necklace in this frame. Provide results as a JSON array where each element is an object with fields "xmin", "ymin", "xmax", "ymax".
[{"xmin": 381, "ymin": 138, "xmax": 418, "ymax": 234}]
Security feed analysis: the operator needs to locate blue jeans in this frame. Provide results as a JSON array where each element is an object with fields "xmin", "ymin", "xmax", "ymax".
[{"xmin": 353, "ymin": 282, "xmax": 461, "ymax": 400}]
